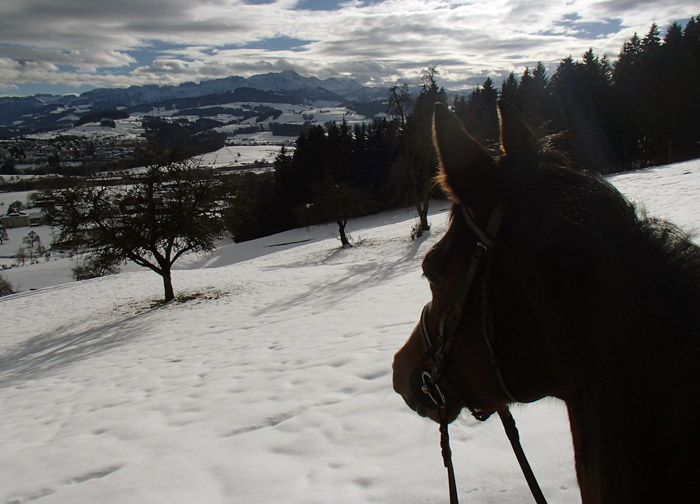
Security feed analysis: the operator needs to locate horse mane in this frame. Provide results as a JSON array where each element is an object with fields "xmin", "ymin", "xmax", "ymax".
[
  {"xmin": 632, "ymin": 215, "xmax": 700, "ymax": 337},
  {"xmin": 491, "ymin": 139, "xmax": 700, "ymax": 352}
]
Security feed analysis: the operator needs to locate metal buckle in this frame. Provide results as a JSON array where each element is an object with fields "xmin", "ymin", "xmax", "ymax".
[{"xmin": 421, "ymin": 370, "xmax": 447, "ymax": 408}]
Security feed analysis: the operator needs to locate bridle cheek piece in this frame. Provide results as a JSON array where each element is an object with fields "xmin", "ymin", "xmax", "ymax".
[
  {"xmin": 409, "ymin": 202, "xmax": 549, "ymax": 504},
  {"xmin": 411, "ymin": 204, "xmax": 506, "ymax": 421},
  {"xmin": 411, "ymin": 301, "xmax": 490, "ymax": 421}
]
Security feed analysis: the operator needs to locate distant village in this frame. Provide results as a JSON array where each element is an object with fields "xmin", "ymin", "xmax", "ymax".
[
  {"xmin": 1, "ymin": 208, "xmax": 44, "ymax": 229},
  {"xmin": 0, "ymin": 135, "xmax": 142, "ymax": 177}
]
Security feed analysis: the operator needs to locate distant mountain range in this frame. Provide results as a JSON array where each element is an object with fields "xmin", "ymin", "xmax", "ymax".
[{"xmin": 0, "ymin": 71, "xmax": 395, "ymax": 135}]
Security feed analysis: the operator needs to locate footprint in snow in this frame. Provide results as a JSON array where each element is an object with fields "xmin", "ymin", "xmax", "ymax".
[{"xmin": 6, "ymin": 466, "xmax": 121, "ymax": 504}]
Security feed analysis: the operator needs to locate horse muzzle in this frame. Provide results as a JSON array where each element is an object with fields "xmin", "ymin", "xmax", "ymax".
[{"xmin": 393, "ymin": 324, "xmax": 462, "ymax": 423}]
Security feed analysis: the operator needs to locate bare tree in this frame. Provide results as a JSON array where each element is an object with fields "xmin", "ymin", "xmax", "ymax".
[
  {"xmin": 391, "ymin": 66, "xmax": 447, "ymax": 235},
  {"xmin": 295, "ymin": 175, "xmax": 373, "ymax": 248},
  {"xmin": 22, "ymin": 230, "xmax": 41, "ymax": 260},
  {"xmin": 46, "ymin": 157, "xmax": 224, "ymax": 302},
  {"xmin": 15, "ymin": 246, "xmax": 26, "ymax": 266},
  {"xmin": 387, "ymin": 81, "xmax": 413, "ymax": 128}
]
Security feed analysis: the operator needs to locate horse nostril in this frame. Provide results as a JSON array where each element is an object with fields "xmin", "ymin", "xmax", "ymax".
[{"xmin": 416, "ymin": 404, "xmax": 429, "ymax": 418}]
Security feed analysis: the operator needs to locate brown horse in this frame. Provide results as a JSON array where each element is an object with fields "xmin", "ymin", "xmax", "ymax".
[{"xmin": 393, "ymin": 101, "xmax": 700, "ymax": 503}]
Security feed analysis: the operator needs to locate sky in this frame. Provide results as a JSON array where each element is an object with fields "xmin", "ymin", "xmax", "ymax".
[{"xmin": 1, "ymin": 0, "xmax": 698, "ymax": 97}]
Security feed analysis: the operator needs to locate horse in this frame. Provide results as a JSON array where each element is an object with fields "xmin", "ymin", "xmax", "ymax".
[{"xmin": 392, "ymin": 101, "xmax": 700, "ymax": 503}]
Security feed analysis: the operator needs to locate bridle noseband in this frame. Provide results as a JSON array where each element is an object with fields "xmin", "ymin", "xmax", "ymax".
[{"xmin": 411, "ymin": 201, "xmax": 549, "ymax": 504}]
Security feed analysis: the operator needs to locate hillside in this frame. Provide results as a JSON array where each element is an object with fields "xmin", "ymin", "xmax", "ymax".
[
  {"xmin": 0, "ymin": 70, "xmax": 390, "ymax": 137},
  {"xmin": 0, "ymin": 160, "xmax": 698, "ymax": 503},
  {"xmin": 0, "ymin": 72, "xmax": 386, "ymax": 175}
]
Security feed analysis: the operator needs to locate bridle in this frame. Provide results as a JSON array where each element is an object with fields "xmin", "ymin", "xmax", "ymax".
[
  {"xmin": 411, "ymin": 201, "xmax": 549, "ymax": 504},
  {"xmin": 412, "ymin": 201, "xmax": 510, "ymax": 419}
]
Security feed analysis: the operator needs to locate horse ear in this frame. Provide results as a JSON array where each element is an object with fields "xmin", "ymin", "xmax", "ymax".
[
  {"xmin": 498, "ymin": 99, "xmax": 539, "ymax": 157},
  {"xmin": 433, "ymin": 103, "xmax": 498, "ymax": 221}
]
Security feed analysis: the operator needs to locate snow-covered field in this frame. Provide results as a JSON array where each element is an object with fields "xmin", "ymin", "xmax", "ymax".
[
  {"xmin": 26, "ymin": 116, "xmax": 145, "ymax": 141},
  {"xmin": 196, "ymin": 145, "xmax": 287, "ymax": 169},
  {"xmin": 21, "ymin": 101, "xmax": 368, "ymax": 147},
  {"xmin": 1, "ymin": 159, "xmax": 698, "ymax": 503}
]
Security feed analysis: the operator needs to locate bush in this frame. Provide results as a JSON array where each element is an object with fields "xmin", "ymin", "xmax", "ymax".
[
  {"xmin": 410, "ymin": 220, "xmax": 425, "ymax": 240},
  {"xmin": 72, "ymin": 255, "xmax": 121, "ymax": 281},
  {"xmin": 0, "ymin": 274, "xmax": 14, "ymax": 297}
]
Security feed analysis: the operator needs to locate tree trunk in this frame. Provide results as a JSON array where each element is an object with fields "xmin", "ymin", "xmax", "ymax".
[
  {"xmin": 416, "ymin": 196, "xmax": 430, "ymax": 231},
  {"xmin": 162, "ymin": 268, "xmax": 175, "ymax": 302},
  {"xmin": 337, "ymin": 219, "xmax": 351, "ymax": 248},
  {"xmin": 413, "ymin": 165, "xmax": 431, "ymax": 232}
]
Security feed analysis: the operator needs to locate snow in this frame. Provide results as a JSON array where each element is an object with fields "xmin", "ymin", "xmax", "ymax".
[
  {"xmin": 25, "ymin": 116, "xmax": 145, "ymax": 141},
  {"xmin": 1, "ymin": 159, "xmax": 699, "ymax": 503},
  {"xmin": 0, "ymin": 190, "xmax": 37, "ymax": 210},
  {"xmin": 196, "ymin": 145, "xmax": 286, "ymax": 169}
]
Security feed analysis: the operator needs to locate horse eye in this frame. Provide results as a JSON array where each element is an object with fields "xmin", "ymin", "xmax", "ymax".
[{"xmin": 424, "ymin": 271, "xmax": 440, "ymax": 286}]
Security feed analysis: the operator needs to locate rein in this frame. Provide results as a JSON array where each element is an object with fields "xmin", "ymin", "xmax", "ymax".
[{"xmin": 415, "ymin": 202, "xmax": 549, "ymax": 504}]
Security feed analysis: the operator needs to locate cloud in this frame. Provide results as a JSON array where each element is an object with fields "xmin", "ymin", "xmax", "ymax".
[
  {"xmin": 0, "ymin": 0, "xmax": 698, "ymax": 95},
  {"xmin": 239, "ymin": 37, "xmax": 314, "ymax": 52},
  {"xmin": 0, "ymin": 46, "xmax": 135, "ymax": 71}
]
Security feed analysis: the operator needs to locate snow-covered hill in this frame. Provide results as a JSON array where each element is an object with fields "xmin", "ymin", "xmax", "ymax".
[
  {"xmin": 1, "ymin": 160, "xmax": 698, "ymax": 503},
  {"xmin": 0, "ymin": 70, "xmax": 384, "ymax": 136},
  {"xmin": 20, "ymin": 101, "xmax": 371, "ymax": 148}
]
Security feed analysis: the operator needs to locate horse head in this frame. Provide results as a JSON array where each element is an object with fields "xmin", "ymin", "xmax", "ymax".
[{"xmin": 392, "ymin": 101, "xmax": 601, "ymax": 424}]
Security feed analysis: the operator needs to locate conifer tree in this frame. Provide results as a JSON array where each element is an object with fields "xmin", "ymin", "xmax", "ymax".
[
  {"xmin": 462, "ymin": 77, "xmax": 499, "ymax": 147},
  {"xmin": 521, "ymin": 62, "xmax": 551, "ymax": 132},
  {"xmin": 500, "ymin": 72, "xmax": 519, "ymax": 104}
]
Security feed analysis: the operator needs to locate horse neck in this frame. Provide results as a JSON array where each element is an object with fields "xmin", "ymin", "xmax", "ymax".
[{"xmin": 551, "ymin": 225, "xmax": 700, "ymax": 503}]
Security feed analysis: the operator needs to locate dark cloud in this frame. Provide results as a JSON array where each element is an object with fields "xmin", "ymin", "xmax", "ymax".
[{"xmin": 238, "ymin": 37, "xmax": 314, "ymax": 52}]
